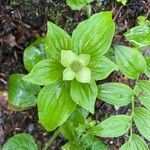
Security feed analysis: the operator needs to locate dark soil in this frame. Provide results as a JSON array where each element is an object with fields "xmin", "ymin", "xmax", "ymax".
[{"xmin": 0, "ymin": 0, "xmax": 150, "ymax": 149}]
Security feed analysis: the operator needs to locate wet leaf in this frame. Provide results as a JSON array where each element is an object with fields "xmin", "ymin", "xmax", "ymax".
[
  {"xmin": 120, "ymin": 134, "xmax": 148, "ymax": 150},
  {"xmin": 45, "ymin": 22, "xmax": 72, "ymax": 60},
  {"xmin": 78, "ymin": 133, "xmax": 108, "ymax": 150},
  {"xmin": 37, "ymin": 81, "xmax": 76, "ymax": 131},
  {"xmin": 134, "ymin": 80, "xmax": 150, "ymax": 109},
  {"xmin": 23, "ymin": 59, "xmax": 63, "ymax": 85},
  {"xmin": 24, "ymin": 37, "xmax": 47, "ymax": 72},
  {"xmin": 72, "ymin": 12, "xmax": 115, "ymax": 58},
  {"xmin": 133, "ymin": 107, "xmax": 150, "ymax": 141},
  {"xmin": 89, "ymin": 115, "xmax": 132, "ymax": 137},
  {"xmin": 70, "ymin": 80, "xmax": 98, "ymax": 113},
  {"xmin": 89, "ymin": 55, "xmax": 118, "ymax": 80},
  {"xmin": 2, "ymin": 133, "xmax": 37, "ymax": 150},
  {"xmin": 115, "ymin": 45, "xmax": 146, "ymax": 79},
  {"xmin": 66, "ymin": 0, "xmax": 94, "ymax": 10},
  {"xmin": 97, "ymin": 82, "xmax": 134, "ymax": 106},
  {"xmin": 144, "ymin": 57, "xmax": 150, "ymax": 77},
  {"xmin": 8, "ymin": 74, "xmax": 40, "ymax": 110},
  {"xmin": 125, "ymin": 17, "xmax": 150, "ymax": 48}
]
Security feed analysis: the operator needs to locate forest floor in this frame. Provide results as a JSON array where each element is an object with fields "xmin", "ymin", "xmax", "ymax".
[{"xmin": 0, "ymin": 0, "xmax": 150, "ymax": 149}]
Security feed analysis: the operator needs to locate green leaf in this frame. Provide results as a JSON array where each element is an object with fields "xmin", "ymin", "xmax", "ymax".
[
  {"xmin": 97, "ymin": 82, "xmax": 134, "ymax": 106},
  {"xmin": 23, "ymin": 59, "xmax": 63, "ymax": 85},
  {"xmin": 145, "ymin": 57, "xmax": 150, "ymax": 77},
  {"xmin": 133, "ymin": 107, "xmax": 150, "ymax": 141},
  {"xmin": 134, "ymin": 80, "xmax": 150, "ymax": 109},
  {"xmin": 63, "ymin": 67, "xmax": 75, "ymax": 81},
  {"xmin": 60, "ymin": 108, "xmax": 86, "ymax": 140},
  {"xmin": 2, "ymin": 133, "xmax": 37, "ymax": 150},
  {"xmin": 63, "ymin": 67, "xmax": 91, "ymax": 83},
  {"xmin": 125, "ymin": 20, "xmax": 150, "ymax": 48},
  {"xmin": 115, "ymin": 45, "xmax": 146, "ymax": 79},
  {"xmin": 45, "ymin": 22, "xmax": 72, "ymax": 60},
  {"xmin": 116, "ymin": 0, "xmax": 127, "ymax": 5},
  {"xmin": 120, "ymin": 134, "xmax": 149, "ymax": 150},
  {"xmin": 60, "ymin": 111, "xmax": 83, "ymax": 141},
  {"xmin": 62, "ymin": 133, "xmax": 108, "ymax": 150},
  {"xmin": 75, "ymin": 67, "xmax": 91, "ymax": 83},
  {"xmin": 62, "ymin": 143, "xmax": 70, "ymax": 150},
  {"xmin": 60, "ymin": 121, "xmax": 75, "ymax": 142},
  {"xmin": 78, "ymin": 133, "xmax": 108, "ymax": 150},
  {"xmin": 72, "ymin": 11, "xmax": 115, "ymax": 58},
  {"xmin": 89, "ymin": 115, "xmax": 131, "ymax": 137},
  {"xmin": 23, "ymin": 37, "xmax": 47, "ymax": 72},
  {"xmin": 62, "ymin": 134, "xmax": 108, "ymax": 150},
  {"xmin": 8, "ymin": 74, "xmax": 40, "ymax": 110},
  {"xmin": 70, "ymin": 80, "xmax": 98, "ymax": 113},
  {"xmin": 60, "ymin": 123, "xmax": 77, "ymax": 142},
  {"xmin": 137, "ymin": 16, "xmax": 149, "ymax": 25},
  {"xmin": 66, "ymin": 0, "xmax": 94, "ymax": 10},
  {"xmin": 61, "ymin": 50, "xmax": 77, "ymax": 67},
  {"xmin": 78, "ymin": 54, "xmax": 90, "ymax": 67},
  {"xmin": 89, "ymin": 55, "xmax": 118, "ymax": 80},
  {"xmin": 37, "ymin": 81, "xmax": 76, "ymax": 131},
  {"xmin": 61, "ymin": 109, "xmax": 107, "ymax": 150},
  {"xmin": 68, "ymin": 108, "xmax": 86, "ymax": 127}
]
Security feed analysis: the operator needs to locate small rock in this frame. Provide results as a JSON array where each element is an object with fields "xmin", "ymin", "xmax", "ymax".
[
  {"xmin": 110, "ymin": 141, "xmax": 114, "ymax": 144},
  {"xmin": 27, "ymin": 123, "xmax": 35, "ymax": 133},
  {"xmin": 0, "ymin": 117, "xmax": 4, "ymax": 125}
]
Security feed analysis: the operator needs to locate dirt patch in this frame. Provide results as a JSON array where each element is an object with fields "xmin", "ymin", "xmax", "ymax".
[{"xmin": 0, "ymin": 0, "xmax": 150, "ymax": 149}]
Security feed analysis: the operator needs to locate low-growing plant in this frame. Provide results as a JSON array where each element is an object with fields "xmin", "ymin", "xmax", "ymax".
[
  {"xmin": 3, "ymin": 11, "xmax": 116, "ymax": 149},
  {"xmin": 125, "ymin": 16, "xmax": 150, "ymax": 48},
  {"xmin": 125, "ymin": 15, "xmax": 150, "ymax": 78},
  {"xmin": 66, "ymin": 0, "xmax": 94, "ymax": 17},
  {"xmin": 66, "ymin": 0, "xmax": 128, "ymax": 18},
  {"xmin": 2, "ymin": 133, "xmax": 38, "ymax": 150},
  {"xmin": 116, "ymin": 0, "xmax": 127, "ymax": 5},
  {"xmin": 3, "ymin": 11, "xmax": 150, "ymax": 150},
  {"xmin": 22, "ymin": 11, "xmax": 116, "ymax": 131},
  {"xmin": 66, "ymin": 0, "xmax": 93, "ymax": 10},
  {"xmin": 89, "ymin": 45, "xmax": 150, "ymax": 149}
]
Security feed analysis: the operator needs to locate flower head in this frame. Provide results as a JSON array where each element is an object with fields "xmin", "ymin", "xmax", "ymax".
[{"xmin": 61, "ymin": 50, "xmax": 91, "ymax": 83}]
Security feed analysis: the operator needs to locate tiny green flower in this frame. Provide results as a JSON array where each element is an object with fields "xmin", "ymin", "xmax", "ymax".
[{"xmin": 61, "ymin": 50, "xmax": 91, "ymax": 83}]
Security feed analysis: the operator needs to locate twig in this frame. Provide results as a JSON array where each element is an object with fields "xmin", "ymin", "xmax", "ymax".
[
  {"xmin": 113, "ymin": 6, "xmax": 123, "ymax": 22},
  {"xmin": 43, "ymin": 128, "xmax": 60, "ymax": 150}
]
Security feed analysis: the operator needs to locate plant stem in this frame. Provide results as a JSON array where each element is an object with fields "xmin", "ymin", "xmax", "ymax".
[
  {"xmin": 43, "ymin": 128, "xmax": 60, "ymax": 150},
  {"xmin": 130, "ymin": 75, "xmax": 140, "ymax": 137},
  {"xmin": 135, "ymin": 75, "xmax": 140, "ymax": 83},
  {"xmin": 130, "ymin": 97, "xmax": 134, "ymax": 137},
  {"xmin": 86, "ymin": 4, "xmax": 92, "ymax": 18}
]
